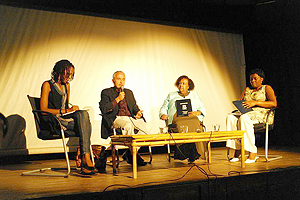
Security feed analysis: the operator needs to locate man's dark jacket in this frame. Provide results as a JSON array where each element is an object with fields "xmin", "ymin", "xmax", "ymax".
[{"xmin": 99, "ymin": 87, "xmax": 140, "ymax": 139}]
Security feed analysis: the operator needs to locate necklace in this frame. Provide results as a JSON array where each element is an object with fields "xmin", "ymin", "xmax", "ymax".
[
  {"xmin": 178, "ymin": 91, "xmax": 189, "ymax": 97},
  {"xmin": 252, "ymin": 85, "xmax": 262, "ymax": 92}
]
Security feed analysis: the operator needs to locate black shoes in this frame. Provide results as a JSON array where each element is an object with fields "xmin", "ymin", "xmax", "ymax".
[
  {"xmin": 137, "ymin": 154, "xmax": 147, "ymax": 166},
  {"xmin": 122, "ymin": 150, "xmax": 147, "ymax": 166},
  {"xmin": 174, "ymin": 143, "xmax": 201, "ymax": 163},
  {"xmin": 188, "ymin": 154, "xmax": 200, "ymax": 164}
]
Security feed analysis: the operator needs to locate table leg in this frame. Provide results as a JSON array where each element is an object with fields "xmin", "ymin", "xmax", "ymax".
[
  {"xmin": 240, "ymin": 137, "xmax": 245, "ymax": 168},
  {"xmin": 132, "ymin": 146, "xmax": 137, "ymax": 179},
  {"xmin": 112, "ymin": 144, "xmax": 117, "ymax": 174},
  {"xmin": 207, "ymin": 142, "xmax": 212, "ymax": 164}
]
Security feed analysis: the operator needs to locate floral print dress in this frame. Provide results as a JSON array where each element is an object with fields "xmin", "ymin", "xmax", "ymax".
[{"xmin": 244, "ymin": 85, "xmax": 274, "ymax": 124}]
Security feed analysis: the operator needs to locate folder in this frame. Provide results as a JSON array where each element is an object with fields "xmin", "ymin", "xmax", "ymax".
[
  {"xmin": 232, "ymin": 100, "xmax": 253, "ymax": 114},
  {"xmin": 176, "ymin": 99, "xmax": 192, "ymax": 117}
]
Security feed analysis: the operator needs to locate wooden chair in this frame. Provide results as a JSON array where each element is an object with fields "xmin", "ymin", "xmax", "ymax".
[{"xmin": 22, "ymin": 95, "xmax": 92, "ymax": 177}]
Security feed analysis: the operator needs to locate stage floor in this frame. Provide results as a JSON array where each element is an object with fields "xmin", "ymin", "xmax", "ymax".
[{"xmin": 1, "ymin": 146, "xmax": 300, "ymax": 199}]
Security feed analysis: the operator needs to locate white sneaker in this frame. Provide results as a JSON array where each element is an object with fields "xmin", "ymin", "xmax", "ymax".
[
  {"xmin": 245, "ymin": 156, "xmax": 259, "ymax": 163},
  {"xmin": 229, "ymin": 157, "xmax": 239, "ymax": 162}
]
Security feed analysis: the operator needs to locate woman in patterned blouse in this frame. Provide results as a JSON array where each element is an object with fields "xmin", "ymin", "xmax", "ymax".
[{"xmin": 227, "ymin": 68, "xmax": 277, "ymax": 163}]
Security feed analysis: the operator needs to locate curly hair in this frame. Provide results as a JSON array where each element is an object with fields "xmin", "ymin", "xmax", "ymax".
[
  {"xmin": 249, "ymin": 68, "xmax": 265, "ymax": 79},
  {"xmin": 174, "ymin": 75, "xmax": 195, "ymax": 91},
  {"xmin": 51, "ymin": 60, "xmax": 74, "ymax": 82}
]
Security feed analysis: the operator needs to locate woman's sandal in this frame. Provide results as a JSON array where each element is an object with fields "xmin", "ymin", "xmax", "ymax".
[
  {"xmin": 245, "ymin": 156, "xmax": 259, "ymax": 164},
  {"xmin": 80, "ymin": 153, "xmax": 97, "ymax": 175},
  {"xmin": 229, "ymin": 157, "xmax": 240, "ymax": 162},
  {"xmin": 80, "ymin": 163, "xmax": 96, "ymax": 175}
]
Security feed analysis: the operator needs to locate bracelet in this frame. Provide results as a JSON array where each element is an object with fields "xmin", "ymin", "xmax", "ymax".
[
  {"xmin": 65, "ymin": 109, "xmax": 67, "ymax": 114},
  {"xmin": 59, "ymin": 109, "xmax": 62, "ymax": 115}
]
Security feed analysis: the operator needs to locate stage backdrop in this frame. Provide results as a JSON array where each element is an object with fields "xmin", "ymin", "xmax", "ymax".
[{"xmin": 0, "ymin": 5, "xmax": 246, "ymax": 156}]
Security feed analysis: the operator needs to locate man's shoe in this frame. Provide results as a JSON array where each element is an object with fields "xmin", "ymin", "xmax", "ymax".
[
  {"xmin": 188, "ymin": 153, "xmax": 200, "ymax": 164},
  {"xmin": 137, "ymin": 160, "xmax": 147, "ymax": 166},
  {"xmin": 122, "ymin": 150, "xmax": 147, "ymax": 166},
  {"xmin": 137, "ymin": 153, "xmax": 147, "ymax": 166}
]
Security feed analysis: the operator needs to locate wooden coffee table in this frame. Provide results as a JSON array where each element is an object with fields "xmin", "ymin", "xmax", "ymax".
[{"xmin": 110, "ymin": 130, "xmax": 245, "ymax": 178}]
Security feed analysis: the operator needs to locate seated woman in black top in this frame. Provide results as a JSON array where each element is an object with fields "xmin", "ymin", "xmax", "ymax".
[{"xmin": 40, "ymin": 60, "xmax": 94, "ymax": 175}]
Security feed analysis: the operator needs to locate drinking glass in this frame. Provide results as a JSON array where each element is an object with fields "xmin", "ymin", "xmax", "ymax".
[
  {"xmin": 159, "ymin": 126, "xmax": 168, "ymax": 134},
  {"xmin": 212, "ymin": 124, "xmax": 220, "ymax": 132},
  {"xmin": 180, "ymin": 125, "xmax": 188, "ymax": 133}
]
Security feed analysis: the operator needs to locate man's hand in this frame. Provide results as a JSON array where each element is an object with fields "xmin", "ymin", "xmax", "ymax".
[
  {"xmin": 115, "ymin": 91, "xmax": 125, "ymax": 103},
  {"xmin": 135, "ymin": 110, "xmax": 143, "ymax": 119}
]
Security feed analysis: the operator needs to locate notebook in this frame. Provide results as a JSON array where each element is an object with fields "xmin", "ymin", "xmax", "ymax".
[
  {"xmin": 176, "ymin": 99, "xmax": 192, "ymax": 117},
  {"xmin": 232, "ymin": 100, "xmax": 253, "ymax": 114}
]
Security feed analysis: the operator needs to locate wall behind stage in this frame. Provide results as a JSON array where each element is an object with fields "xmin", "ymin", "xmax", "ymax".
[{"xmin": 0, "ymin": 5, "xmax": 246, "ymax": 155}]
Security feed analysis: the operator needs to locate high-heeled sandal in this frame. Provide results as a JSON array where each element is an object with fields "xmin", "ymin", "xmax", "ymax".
[
  {"xmin": 80, "ymin": 153, "xmax": 96, "ymax": 175},
  {"xmin": 82, "ymin": 163, "xmax": 96, "ymax": 170},
  {"xmin": 81, "ymin": 153, "xmax": 95, "ymax": 169},
  {"xmin": 80, "ymin": 163, "xmax": 96, "ymax": 175}
]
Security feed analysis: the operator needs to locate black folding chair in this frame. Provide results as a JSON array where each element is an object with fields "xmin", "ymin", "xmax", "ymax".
[
  {"xmin": 227, "ymin": 107, "xmax": 281, "ymax": 162},
  {"xmin": 254, "ymin": 108, "xmax": 282, "ymax": 161},
  {"xmin": 22, "ymin": 95, "xmax": 83, "ymax": 177}
]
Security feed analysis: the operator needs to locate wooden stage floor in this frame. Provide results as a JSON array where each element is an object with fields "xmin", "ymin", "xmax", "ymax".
[{"xmin": 1, "ymin": 146, "xmax": 300, "ymax": 200}]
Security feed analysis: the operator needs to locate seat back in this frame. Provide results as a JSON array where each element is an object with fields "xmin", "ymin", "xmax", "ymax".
[
  {"xmin": 27, "ymin": 95, "xmax": 76, "ymax": 140},
  {"xmin": 254, "ymin": 108, "xmax": 276, "ymax": 132},
  {"xmin": 27, "ymin": 95, "xmax": 43, "ymax": 137},
  {"xmin": 0, "ymin": 112, "xmax": 7, "ymax": 137}
]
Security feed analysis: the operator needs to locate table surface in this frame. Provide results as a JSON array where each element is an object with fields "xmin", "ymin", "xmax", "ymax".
[
  {"xmin": 110, "ymin": 130, "xmax": 246, "ymax": 178},
  {"xmin": 110, "ymin": 130, "xmax": 245, "ymax": 142}
]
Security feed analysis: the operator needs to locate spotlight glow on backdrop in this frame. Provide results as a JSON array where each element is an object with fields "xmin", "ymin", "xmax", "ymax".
[{"xmin": 0, "ymin": 5, "xmax": 245, "ymax": 155}]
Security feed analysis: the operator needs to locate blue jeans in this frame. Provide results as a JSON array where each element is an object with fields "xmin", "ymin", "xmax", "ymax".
[{"xmin": 62, "ymin": 110, "xmax": 91, "ymax": 155}]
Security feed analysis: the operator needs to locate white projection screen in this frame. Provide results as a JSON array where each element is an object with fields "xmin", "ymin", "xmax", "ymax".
[{"xmin": 0, "ymin": 5, "xmax": 246, "ymax": 156}]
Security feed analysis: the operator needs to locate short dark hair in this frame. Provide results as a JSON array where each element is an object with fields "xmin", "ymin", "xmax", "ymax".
[
  {"xmin": 174, "ymin": 75, "xmax": 195, "ymax": 91},
  {"xmin": 249, "ymin": 68, "xmax": 265, "ymax": 79},
  {"xmin": 51, "ymin": 60, "xmax": 74, "ymax": 82}
]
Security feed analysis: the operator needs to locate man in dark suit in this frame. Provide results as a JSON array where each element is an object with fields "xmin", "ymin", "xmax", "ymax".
[{"xmin": 99, "ymin": 71, "xmax": 151, "ymax": 165}]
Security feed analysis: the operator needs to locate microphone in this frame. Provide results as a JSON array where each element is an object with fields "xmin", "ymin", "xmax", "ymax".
[{"xmin": 121, "ymin": 86, "xmax": 124, "ymax": 92}]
